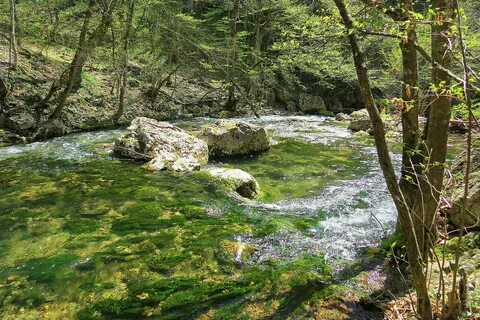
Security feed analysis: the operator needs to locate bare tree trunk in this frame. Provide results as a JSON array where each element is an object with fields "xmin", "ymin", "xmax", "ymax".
[
  {"xmin": 225, "ymin": 0, "xmax": 239, "ymax": 111},
  {"xmin": 447, "ymin": 1, "xmax": 470, "ymax": 317},
  {"xmin": 9, "ymin": 0, "xmax": 18, "ymax": 69},
  {"xmin": 420, "ymin": 0, "xmax": 455, "ymax": 254},
  {"xmin": 114, "ymin": 0, "xmax": 135, "ymax": 122}
]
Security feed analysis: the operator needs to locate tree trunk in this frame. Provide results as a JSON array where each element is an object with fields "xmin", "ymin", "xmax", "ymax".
[
  {"xmin": 114, "ymin": 0, "xmax": 135, "ymax": 123},
  {"xmin": 421, "ymin": 0, "xmax": 455, "ymax": 244},
  {"xmin": 9, "ymin": 0, "xmax": 18, "ymax": 69},
  {"xmin": 226, "ymin": 0, "xmax": 239, "ymax": 111}
]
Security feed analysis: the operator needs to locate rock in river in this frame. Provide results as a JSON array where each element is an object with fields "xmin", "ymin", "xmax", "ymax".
[
  {"xmin": 335, "ymin": 113, "xmax": 352, "ymax": 121},
  {"xmin": 348, "ymin": 109, "xmax": 371, "ymax": 132},
  {"xmin": 206, "ymin": 168, "xmax": 260, "ymax": 199},
  {"xmin": 114, "ymin": 117, "xmax": 208, "ymax": 172},
  {"xmin": 199, "ymin": 120, "xmax": 270, "ymax": 158}
]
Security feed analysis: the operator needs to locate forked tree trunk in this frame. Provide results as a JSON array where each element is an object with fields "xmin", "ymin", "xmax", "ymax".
[
  {"xmin": 420, "ymin": 0, "xmax": 455, "ymax": 246},
  {"xmin": 114, "ymin": 0, "xmax": 135, "ymax": 122},
  {"xmin": 9, "ymin": 0, "xmax": 18, "ymax": 69},
  {"xmin": 48, "ymin": 0, "xmax": 116, "ymax": 120},
  {"xmin": 47, "ymin": 0, "xmax": 95, "ymax": 119}
]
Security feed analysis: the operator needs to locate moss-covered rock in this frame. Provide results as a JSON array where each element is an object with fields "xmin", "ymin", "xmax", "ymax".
[{"xmin": 206, "ymin": 168, "xmax": 260, "ymax": 199}]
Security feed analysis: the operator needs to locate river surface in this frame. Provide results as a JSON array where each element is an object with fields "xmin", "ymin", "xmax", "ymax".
[{"xmin": 0, "ymin": 116, "xmax": 398, "ymax": 319}]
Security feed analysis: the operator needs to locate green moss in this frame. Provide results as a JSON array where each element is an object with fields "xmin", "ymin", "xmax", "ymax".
[
  {"xmin": 219, "ymin": 139, "xmax": 364, "ymax": 201},
  {"xmin": 0, "ymin": 128, "xmax": 380, "ymax": 319}
]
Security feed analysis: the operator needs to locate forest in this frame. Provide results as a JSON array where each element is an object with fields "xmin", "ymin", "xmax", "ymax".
[{"xmin": 0, "ymin": 0, "xmax": 480, "ymax": 319}]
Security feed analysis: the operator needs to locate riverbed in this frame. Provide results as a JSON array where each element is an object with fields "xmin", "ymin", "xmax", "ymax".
[{"xmin": 0, "ymin": 116, "xmax": 398, "ymax": 319}]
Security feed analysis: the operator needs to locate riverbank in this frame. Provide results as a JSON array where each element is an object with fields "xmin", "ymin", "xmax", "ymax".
[{"xmin": 0, "ymin": 41, "xmax": 358, "ymax": 146}]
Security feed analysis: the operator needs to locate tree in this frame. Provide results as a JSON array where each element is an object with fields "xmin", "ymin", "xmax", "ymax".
[
  {"xmin": 332, "ymin": 0, "xmax": 456, "ymax": 318},
  {"xmin": 39, "ymin": 0, "xmax": 117, "ymax": 120},
  {"xmin": 225, "ymin": 0, "xmax": 240, "ymax": 111},
  {"xmin": 114, "ymin": 0, "xmax": 135, "ymax": 122},
  {"xmin": 0, "ymin": 71, "xmax": 8, "ymax": 103},
  {"xmin": 9, "ymin": 0, "xmax": 18, "ymax": 69}
]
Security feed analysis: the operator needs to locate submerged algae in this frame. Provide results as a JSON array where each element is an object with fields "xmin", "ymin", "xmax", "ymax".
[{"xmin": 0, "ymin": 116, "xmax": 396, "ymax": 319}]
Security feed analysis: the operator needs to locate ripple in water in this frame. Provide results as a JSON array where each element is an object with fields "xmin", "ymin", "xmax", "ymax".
[{"xmin": 0, "ymin": 116, "xmax": 398, "ymax": 265}]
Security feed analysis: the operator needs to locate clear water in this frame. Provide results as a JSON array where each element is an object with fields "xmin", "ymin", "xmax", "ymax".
[{"xmin": 0, "ymin": 116, "xmax": 398, "ymax": 319}]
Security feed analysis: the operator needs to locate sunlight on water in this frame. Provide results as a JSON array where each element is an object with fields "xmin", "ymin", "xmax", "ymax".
[{"xmin": 0, "ymin": 115, "xmax": 399, "ymax": 318}]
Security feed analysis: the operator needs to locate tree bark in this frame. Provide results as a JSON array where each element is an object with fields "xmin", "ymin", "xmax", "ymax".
[
  {"xmin": 421, "ymin": 0, "xmax": 455, "ymax": 241},
  {"xmin": 225, "ymin": 0, "xmax": 239, "ymax": 111},
  {"xmin": 114, "ymin": 0, "xmax": 135, "ymax": 122},
  {"xmin": 9, "ymin": 0, "xmax": 18, "ymax": 69}
]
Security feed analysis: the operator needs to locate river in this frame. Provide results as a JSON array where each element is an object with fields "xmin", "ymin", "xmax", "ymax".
[{"xmin": 0, "ymin": 115, "xmax": 398, "ymax": 319}]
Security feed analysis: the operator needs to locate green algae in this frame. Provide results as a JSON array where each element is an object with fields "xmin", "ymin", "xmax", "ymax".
[
  {"xmin": 218, "ymin": 139, "xmax": 365, "ymax": 201},
  {"xmin": 0, "ymin": 124, "xmax": 382, "ymax": 319},
  {"xmin": 0, "ymin": 155, "xmax": 336, "ymax": 319}
]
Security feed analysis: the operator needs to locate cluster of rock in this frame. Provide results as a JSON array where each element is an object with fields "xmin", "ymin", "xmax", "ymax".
[
  {"xmin": 114, "ymin": 117, "xmax": 270, "ymax": 199},
  {"xmin": 336, "ymin": 108, "xmax": 402, "ymax": 137}
]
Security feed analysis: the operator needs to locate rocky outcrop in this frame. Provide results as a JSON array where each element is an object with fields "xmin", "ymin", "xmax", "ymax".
[
  {"xmin": 114, "ymin": 117, "xmax": 208, "ymax": 172},
  {"xmin": 348, "ymin": 109, "xmax": 371, "ymax": 132},
  {"xmin": 298, "ymin": 94, "xmax": 327, "ymax": 114},
  {"xmin": 206, "ymin": 168, "xmax": 260, "ymax": 199},
  {"xmin": 0, "ymin": 129, "xmax": 26, "ymax": 145},
  {"xmin": 449, "ymin": 149, "xmax": 480, "ymax": 228},
  {"xmin": 199, "ymin": 120, "xmax": 270, "ymax": 158},
  {"xmin": 6, "ymin": 112, "xmax": 37, "ymax": 131}
]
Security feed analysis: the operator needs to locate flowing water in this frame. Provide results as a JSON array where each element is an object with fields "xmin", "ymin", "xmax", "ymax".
[{"xmin": 0, "ymin": 116, "xmax": 398, "ymax": 319}]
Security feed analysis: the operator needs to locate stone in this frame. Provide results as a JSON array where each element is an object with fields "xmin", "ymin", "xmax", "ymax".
[
  {"xmin": 206, "ymin": 168, "xmax": 260, "ymax": 199},
  {"xmin": 348, "ymin": 109, "xmax": 371, "ymax": 132},
  {"xmin": 335, "ymin": 113, "xmax": 352, "ymax": 121},
  {"xmin": 199, "ymin": 120, "xmax": 270, "ymax": 158},
  {"xmin": 326, "ymin": 98, "xmax": 343, "ymax": 113},
  {"xmin": 114, "ymin": 117, "xmax": 208, "ymax": 172},
  {"xmin": 298, "ymin": 93, "xmax": 327, "ymax": 114},
  {"xmin": 350, "ymin": 108, "xmax": 370, "ymax": 120},
  {"xmin": 348, "ymin": 119, "xmax": 371, "ymax": 132},
  {"xmin": 0, "ymin": 129, "xmax": 26, "ymax": 144},
  {"xmin": 450, "ymin": 149, "xmax": 480, "ymax": 228},
  {"xmin": 6, "ymin": 112, "xmax": 36, "ymax": 131}
]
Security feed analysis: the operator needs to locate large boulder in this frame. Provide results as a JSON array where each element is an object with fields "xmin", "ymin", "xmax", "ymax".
[
  {"xmin": 206, "ymin": 168, "xmax": 260, "ymax": 199},
  {"xmin": 450, "ymin": 149, "xmax": 480, "ymax": 228},
  {"xmin": 350, "ymin": 109, "xmax": 370, "ymax": 120},
  {"xmin": 199, "ymin": 120, "xmax": 270, "ymax": 158},
  {"xmin": 348, "ymin": 109, "xmax": 371, "ymax": 132},
  {"xmin": 298, "ymin": 93, "xmax": 327, "ymax": 114},
  {"xmin": 114, "ymin": 117, "xmax": 208, "ymax": 172}
]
